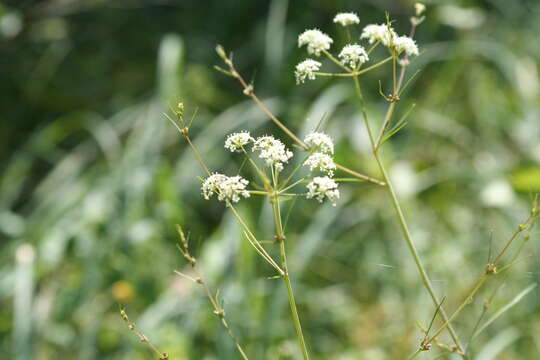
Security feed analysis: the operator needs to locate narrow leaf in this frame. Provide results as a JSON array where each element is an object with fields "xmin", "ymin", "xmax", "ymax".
[{"xmin": 474, "ymin": 283, "xmax": 537, "ymax": 338}]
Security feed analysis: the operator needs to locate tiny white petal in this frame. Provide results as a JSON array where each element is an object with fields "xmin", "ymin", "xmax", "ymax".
[
  {"xmin": 201, "ymin": 173, "xmax": 250, "ymax": 203},
  {"xmin": 339, "ymin": 44, "xmax": 369, "ymax": 69},
  {"xmin": 225, "ymin": 131, "xmax": 253, "ymax": 152},
  {"xmin": 306, "ymin": 176, "xmax": 340, "ymax": 206},
  {"xmin": 253, "ymin": 136, "xmax": 293, "ymax": 171},
  {"xmin": 295, "ymin": 59, "xmax": 321, "ymax": 84},
  {"xmin": 360, "ymin": 23, "xmax": 396, "ymax": 46},
  {"xmin": 304, "ymin": 132, "xmax": 334, "ymax": 154},
  {"xmin": 393, "ymin": 36, "xmax": 419, "ymax": 56},
  {"xmin": 333, "ymin": 12, "xmax": 360, "ymax": 26},
  {"xmin": 304, "ymin": 153, "xmax": 336, "ymax": 177},
  {"xmin": 298, "ymin": 29, "xmax": 333, "ymax": 56}
]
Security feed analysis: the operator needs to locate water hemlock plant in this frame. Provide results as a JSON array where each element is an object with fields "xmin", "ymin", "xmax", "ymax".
[{"xmin": 123, "ymin": 4, "xmax": 539, "ymax": 359}]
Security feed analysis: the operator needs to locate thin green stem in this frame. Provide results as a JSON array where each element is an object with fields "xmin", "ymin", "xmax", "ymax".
[
  {"xmin": 248, "ymin": 190, "xmax": 270, "ymax": 196},
  {"xmin": 374, "ymin": 101, "xmax": 396, "ymax": 151},
  {"xmin": 279, "ymin": 177, "xmax": 307, "ymax": 193},
  {"xmin": 228, "ymin": 204, "xmax": 284, "ymax": 275},
  {"xmin": 407, "ymin": 348, "xmax": 422, "ymax": 360},
  {"xmin": 322, "ymin": 49, "xmax": 351, "ymax": 72},
  {"xmin": 356, "ymin": 56, "xmax": 393, "ymax": 76},
  {"xmin": 424, "ymin": 212, "xmax": 536, "ymax": 350},
  {"xmin": 241, "ymin": 148, "xmax": 271, "ymax": 187},
  {"xmin": 271, "ymin": 194, "xmax": 310, "ymax": 360},
  {"xmin": 315, "ymin": 56, "xmax": 392, "ymax": 78},
  {"xmin": 426, "ymin": 276, "xmax": 489, "ymax": 344},
  {"xmin": 351, "ymin": 73, "xmax": 465, "ymax": 353}
]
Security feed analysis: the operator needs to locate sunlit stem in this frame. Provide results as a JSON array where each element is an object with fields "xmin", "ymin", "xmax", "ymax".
[
  {"xmin": 269, "ymin": 177, "xmax": 310, "ymax": 360},
  {"xmin": 228, "ymin": 203, "xmax": 284, "ymax": 275},
  {"xmin": 351, "ymin": 73, "xmax": 465, "ymax": 353}
]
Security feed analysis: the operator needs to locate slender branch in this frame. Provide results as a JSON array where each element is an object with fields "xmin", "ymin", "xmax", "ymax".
[
  {"xmin": 120, "ymin": 308, "xmax": 170, "ymax": 360},
  {"xmin": 228, "ymin": 204, "xmax": 285, "ymax": 275},
  {"xmin": 351, "ymin": 72, "xmax": 465, "ymax": 353},
  {"xmin": 269, "ymin": 171, "xmax": 309, "ymax": 360},
  {"xmin": 322, "ymin": 49, "xmax": 351, "ymax": 72},
  {"xmin": 175, "ymin": 227, "xmax": 250, "ymax": 360},
  {"xmin": 314, "ymin": 56, "xmax": 393, "ymax": 78},
  {"xmin": 425, "ymin": 212, "xmax": 537, "ymax": 346},
  {"xmin": 270, "ymin": 187, "xmax": 310, "ymax": 360}
]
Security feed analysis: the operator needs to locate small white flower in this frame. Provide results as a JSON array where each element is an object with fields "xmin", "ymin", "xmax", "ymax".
[
  {"xmin": 339, "ymin": 44, "xmax": 369, "ymax": 69},
  {"xmin": 304, "ymin": 153, "xmax": 336, "ymax": 177},
  {"xmin": 304, "ymin": 132, "xmax": 334, "ymax": 154},
  {"xmin": 306, "ymin": 176, "xmax": 340, "ymax": 206},
  {"xmin": 333, "ymin": 12, "xmax": 360, "ymax": 26},
  {"xmin": 218, "ymin": 176, "xmax": 250, "ymax": 203},
  {"xmin": 225, "ymin": 131, "xmax": 253, "ymax": 152},
  {"xmin": 202, "ymin": 173, "xmax": 228, "ymax": 200},
  {"xmin": 298, "ymin": 29, "xmax": 333, "ymax": 56},
  {"xmin": 253, "ymin": 136, "xmax": 293, "ymax": 172},
  {"xmin": 393, "ymin": 36, "xmax": 419, "ymax": 56},
  {"xmin": 295, "ymin": 59, "xmax": 321, "ymax": 84},
  {"xmin": 201, "ymin": 173, "xmax": 250, "ymax": 203},
  {"xmin": 360, "ymin": 23, "xmax": 396, "ymax": 46}
]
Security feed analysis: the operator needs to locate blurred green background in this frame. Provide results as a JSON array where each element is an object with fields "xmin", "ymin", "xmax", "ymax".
[{"xmin": 1, "ymin": 0, "xmax": 540, "ymax": 359}]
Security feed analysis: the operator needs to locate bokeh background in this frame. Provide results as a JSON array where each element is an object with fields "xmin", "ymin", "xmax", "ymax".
[{"xmin": 1, "ymin": 0, "xmax": 540, "ymax": 359}]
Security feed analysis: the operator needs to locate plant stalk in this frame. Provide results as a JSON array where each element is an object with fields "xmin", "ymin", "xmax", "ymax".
[
  {"xmin": 272, "ymin": 194, "xmax": 310, "ymax": 360},
  {"xmin": 352, "ymin": 75, "xmax": 465, "ymax": 353}
]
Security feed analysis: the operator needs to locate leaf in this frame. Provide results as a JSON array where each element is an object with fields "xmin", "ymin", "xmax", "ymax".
[
  {"xmin": 380, "ymin": 103, "xmax": 416, "ymax": 145},
  {"xmin": 473, "ymin": 283, "xmax": 537, "ymax": 338}
]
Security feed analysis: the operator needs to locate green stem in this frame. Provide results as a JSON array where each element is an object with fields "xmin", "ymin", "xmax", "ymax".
[
  {"xmin": 352, "ymin": 74, "xmax": 465, "ymax": 353},
  {"xmin": 407, "ymin": 348, "xmax": 422, "ymax": 360},
  {"xmin": 271, "ymin": 194, "xmax": 310, "ymax": 360}
]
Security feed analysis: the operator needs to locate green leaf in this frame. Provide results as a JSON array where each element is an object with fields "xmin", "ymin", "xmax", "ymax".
[{"xmin": 474, "ymin": 283, "xmax": 537, "ymax": 338}]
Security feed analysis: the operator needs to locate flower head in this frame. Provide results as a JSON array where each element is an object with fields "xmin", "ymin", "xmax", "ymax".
[
  {"xmin": 306, "ymin": 176, "xmax": 340, "ymax": 206},
  {"xmin": 304, "ymin": 153, "xmax": 336, "ymax": 177},
  {"xmin": 333, "ymin": 12, "xmax": 360, "ymax": 26},
  {"xmin": 253, "ymin": 136, "xmax": 293, "ymax": 172},
  {"xmin": 304, "ymin": 132, "xmax": 334, "ymax": 154},
  {"xmin": 201, "ymin": 173, "xmax": 250, "ymax": 203},
  {"xmin": 339, "ymin": 44, "xmax": 369, "ymax": 69},
  {"xmin": 360, "ymin": 23, "xmax": 396, "ymax": 46},
  {"xmin": 225, "ymin": 131, "xmax": 253, "ymax": 152},
  {"xmin": 393, "ymin": 36, "xmax": 419, "ymax": 56},
  {"xmin": 295, "ymin": 59, "xmax": 321, "ymax": 84},
  {"xmin": 298, "ymin": 29, "xmax": 333, "ymax": 56}
]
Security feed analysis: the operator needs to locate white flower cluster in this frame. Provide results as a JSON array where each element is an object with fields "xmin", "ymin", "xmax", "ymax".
[
  {"xmin": 298, "ymin": 29, "xmax": 333, "ymax": 56},
  {"xmin": 360, "ymin": 23, "xmax": 396, "ymax": 46},
  {"xmin": 307, "ymin": 176, "xmax": 340, "ymax": 206},
  {"xmin": 393, "ymin": 36, "xmax": 419, "ymax": 56},
  {"xmin": 360, "ymin": 23, "xmax": 419, "ymax": 56},
  {"xmin": 303, "ymin": 132, "xmax": 339, "ymax": 204},
  {"xmin": 225, "ymin": 131, "xmax": 253, "ymax": 152},
  {"xmin": 304, "ymin": 132, "xmax": 334, "ymax": 154},
  {"xmin": 333, "ymin": 12, "xmax": 360, "ymax": 26},
  {"xmin": 304, "ymin": 153, "xmax": 336, "ymax": 177},
  {"xmin": 295, "ymin": 59, "xmax": 321, "ymax": 84},
  {"xmin": 253, "ymin": 136, "xmax": 293, "ymax": 172},
  {"xmin": 339, "ymin": 44, "xmax": 369, "ymax": 69},
  {"xmin": 202, "ymin": 173, "xmax": 250, "ymax": 203}
]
